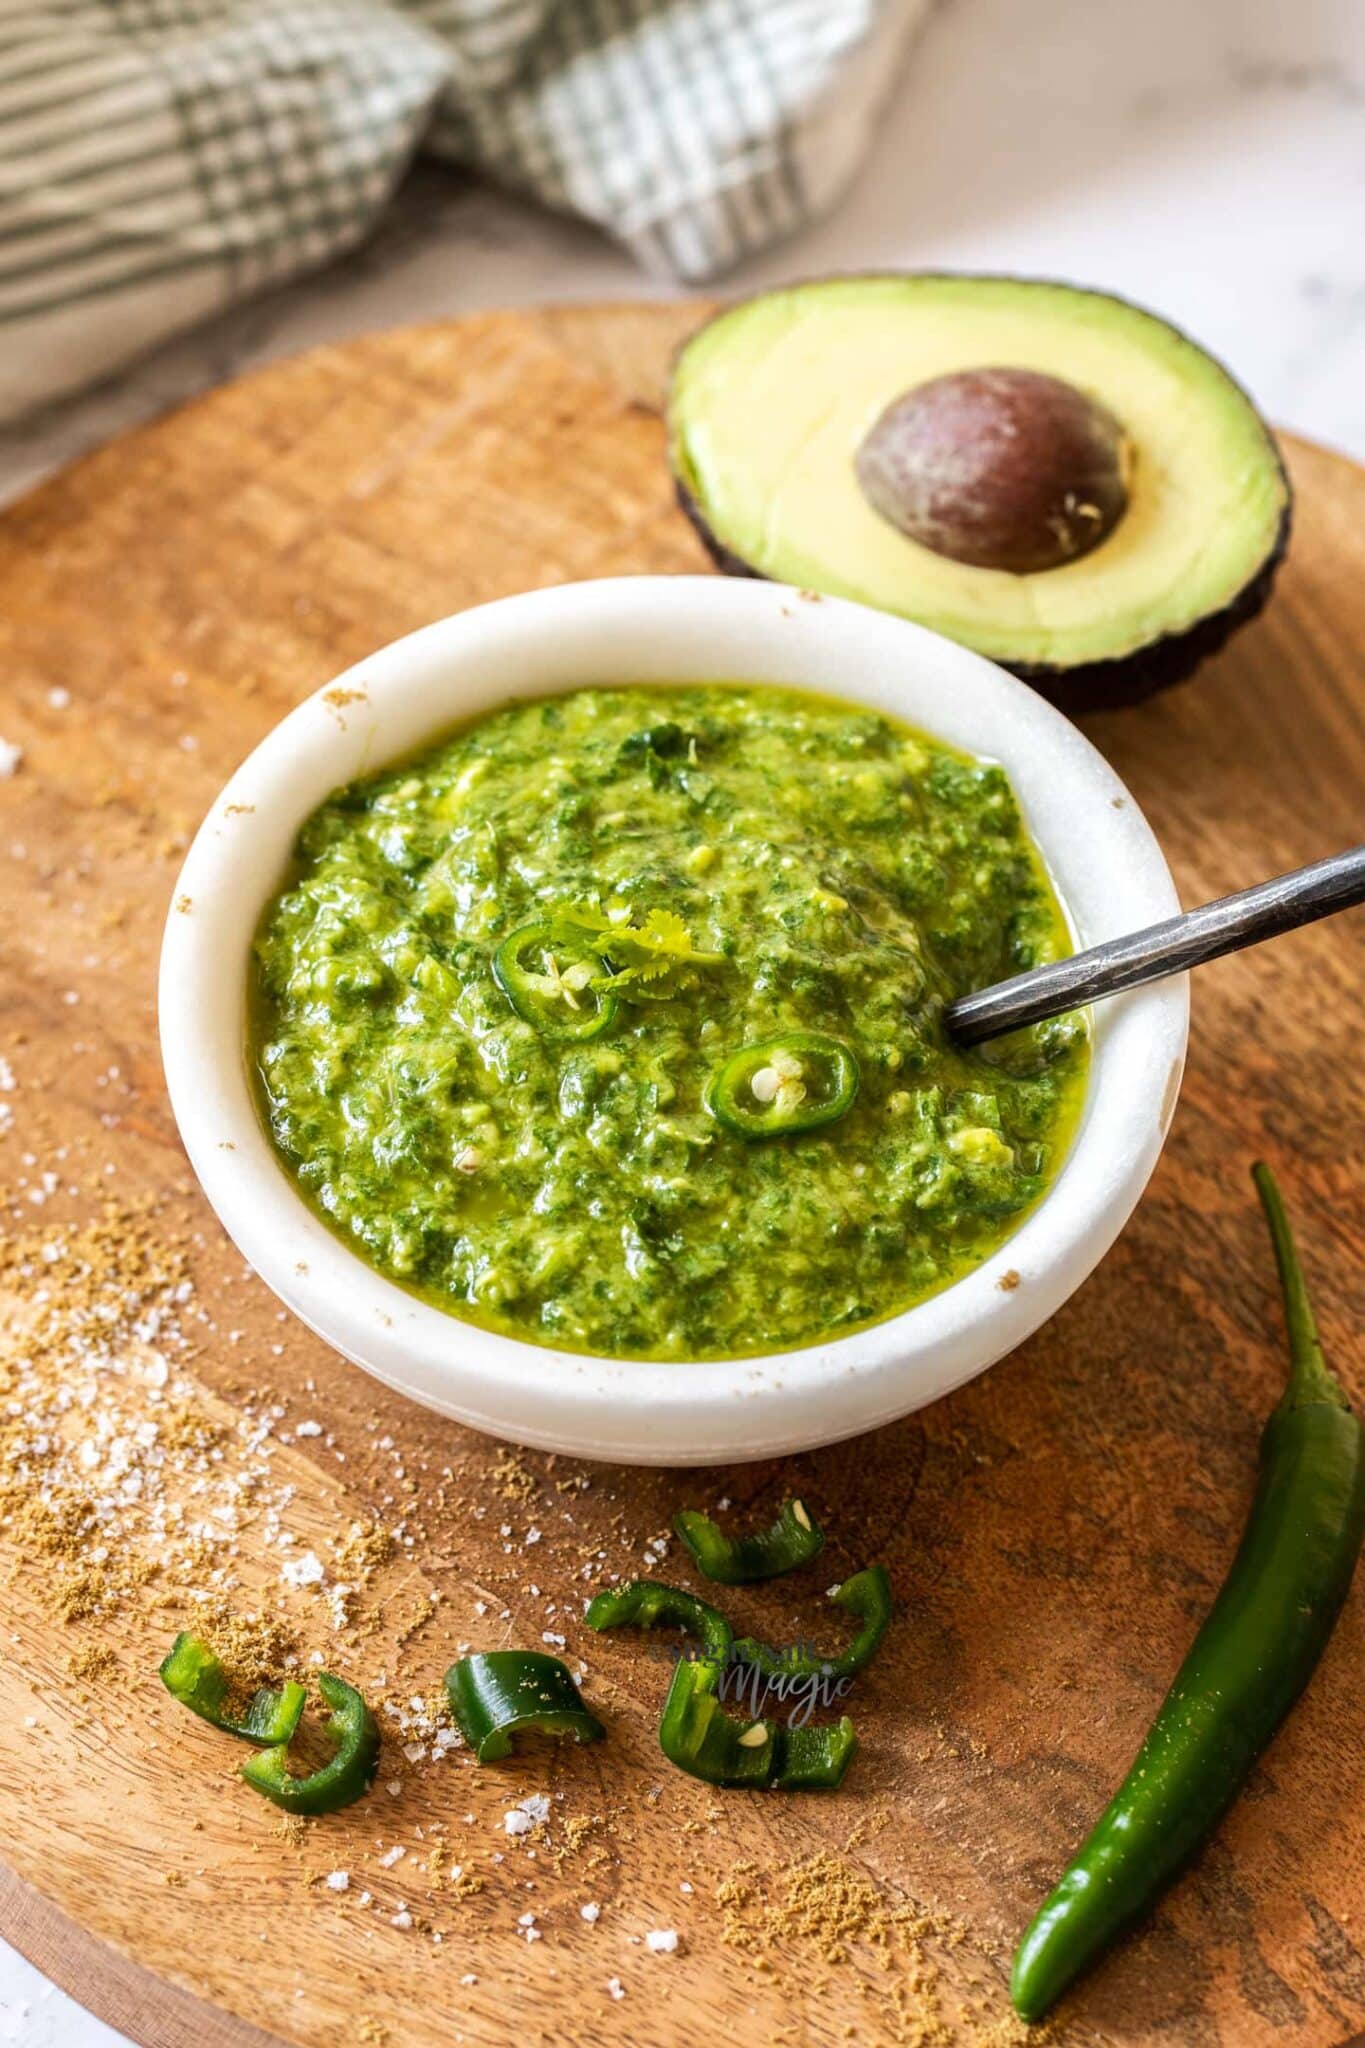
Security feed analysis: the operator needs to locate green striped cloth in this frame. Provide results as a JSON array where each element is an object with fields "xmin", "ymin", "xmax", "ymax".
[{"xmin": 0, "ymin": 0, "xmax": 928, "ymax": 423}]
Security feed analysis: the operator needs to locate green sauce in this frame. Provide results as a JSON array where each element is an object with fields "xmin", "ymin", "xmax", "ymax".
[{"xmin": 252, "ymin": 685, "xmax": 1088, "ymax": 1359}]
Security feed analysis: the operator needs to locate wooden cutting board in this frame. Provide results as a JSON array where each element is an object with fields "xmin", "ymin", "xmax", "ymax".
[{"xmin": 0, "ymin": 303, "xmax": 1363, "ymax": 2048}]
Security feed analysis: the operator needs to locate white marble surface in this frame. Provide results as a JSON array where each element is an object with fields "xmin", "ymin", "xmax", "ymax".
[{"xmin": 1, "ymin": 0, "xmax": 1361, "ymax": 2039}]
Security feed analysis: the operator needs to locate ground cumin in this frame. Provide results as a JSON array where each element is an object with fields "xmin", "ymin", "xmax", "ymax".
[
  {"xmin": 188, "ymin": 1600, "xmax": 302, "ymax": 1695},
  {"xmin": 427, "ymin": 1842, "xmax": 487, "ymax": 1898},
  {"xmin": 719, "ymin": 1853, "xmax": 907, "ymax": 1966},
  {"xmin": 67, "ymin": 1643, "xmax": 118, "ymax": 1683},
  {"xmin": 551, "ymin": 1812, "xmax": 609, "ymax": 1868},
  {"xmin": 335, "ymin": 1518, "xmax": 397, "ymax": 1579},
  {"xmin": 490, "ymin": 1445, "xmax": 538, "ymax": 1503},
  {"xmin": 716, "ymin": 1848, "xmax": 1034, "ymax": 2047}
]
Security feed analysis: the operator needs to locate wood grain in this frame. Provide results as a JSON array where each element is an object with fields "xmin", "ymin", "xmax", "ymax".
[{"xmin": 0, "ymin": 303, "xmax": 1362, "ymax": 2048}]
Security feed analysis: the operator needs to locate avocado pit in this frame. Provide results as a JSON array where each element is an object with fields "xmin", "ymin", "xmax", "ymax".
[{"xmin": 855, "ymin": 367, "xmax": 1130, "ymax": 576}]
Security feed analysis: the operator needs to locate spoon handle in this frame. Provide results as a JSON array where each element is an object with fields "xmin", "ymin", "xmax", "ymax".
[{"xmin": 947, "ymin": 844, "xmax": 1365, "ymax": 1048}]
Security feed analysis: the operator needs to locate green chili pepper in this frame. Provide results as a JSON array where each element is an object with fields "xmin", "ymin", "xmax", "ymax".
[
  {"xmin": 659, "ymin": 1656, "xmax": 856, "ymax": 1790},
  {"xmin": 582, "ymin": 1554, "xmax": 859, "ymax": 1791},
  {"xmin": 674, "ymin": 1497, "xmax": 825, "ymax": 1584},
  {"xmin": 705, "ymin": 1031, "xmax": 859, "ymax": 1139},
  {"xmin": 240, "ymin": 1672, "xmax": 380, "ymax": 1815},
  {"xmin": 159, "ymin": 1632, "xmax": 307, "ymax": 1746},
  {"xmin": 444, "ymin": 1650, "xmax": 605, "ymax": 1762},
  {"xmin": 771, "ymin": 1715, "xmax": 859, "ymax": 1790},
  {"xmin": 585, "ymin": 1578, "xmax": 732, "ymax": 1660},
  {"xmin": 492, "ymin": 920, "xmax": 618, "ymax": 1042},
  {"xmin": 734, "ymin": 1565, "xmax": 893, "ymax": 1681},
  {"xmin": 1010, "ymin": 1163, "xmax": 1365, "ymax": 2024},
  {"xmin": 660, "ymin": 1656, "xmax": 773, "ymax": 1787}
]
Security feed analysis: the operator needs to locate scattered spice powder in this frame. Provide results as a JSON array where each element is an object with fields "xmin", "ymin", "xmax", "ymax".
[
  {"xmin": 67, "ymin": 1643, "xmax": 118, "ymax": 1683},
  {"xmin": 189, "ymin": 1601, "xmax": 301, "ymax": 1694},
  {"xmin": 715, "ymin": 1849, "xmax": 1023, "ymax": 2046},
  {"xmin": 0, "ymin": 1211, "xmax": 202, "ymax": 1624},
  {"xmin": 335, "ymin": 1518, "xmax": 397, "ymax": 1580},
  {"xmin": 490, "ymin": 1446, "xmax": 538, "ymax": 1503},
  {"xmin": 427, "ymin": 1842, "xmax": 486, "ymax": 1898},
  {"xmin": 549, "ymin": 1812, "xmax": 609, "ymax": 1872}
]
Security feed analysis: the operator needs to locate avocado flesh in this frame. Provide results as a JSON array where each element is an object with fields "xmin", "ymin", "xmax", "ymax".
[{"xmin": 670, "ymin": 276, "xmax": 1289, "ymax": 683}]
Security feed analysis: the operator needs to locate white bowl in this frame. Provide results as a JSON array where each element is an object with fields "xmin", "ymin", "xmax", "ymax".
[{"xmin": 159, "ymin": 577, "xmax": 1187, "ymax": 1466}]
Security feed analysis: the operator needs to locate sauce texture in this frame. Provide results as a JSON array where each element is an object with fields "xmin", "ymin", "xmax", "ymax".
[{"xmin": 252, "ymin": 685, "xmax": 1088, "ymax": 1358}]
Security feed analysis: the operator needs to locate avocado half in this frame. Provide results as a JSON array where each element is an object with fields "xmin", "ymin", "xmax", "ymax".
[{"xmin": 668, "ymin": 276, "xmax": 1291, "ymax": 713}]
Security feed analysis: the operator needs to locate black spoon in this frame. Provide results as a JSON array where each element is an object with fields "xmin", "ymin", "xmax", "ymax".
[{"xmin": 946, "ymin": 844, "xmax": 1365, "ymax": 1048}]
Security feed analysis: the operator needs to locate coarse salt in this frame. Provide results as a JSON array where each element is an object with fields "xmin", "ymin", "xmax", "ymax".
[{"xmin": 280, "ymin": 1549, "xmax": 324, "ymax": 1589}]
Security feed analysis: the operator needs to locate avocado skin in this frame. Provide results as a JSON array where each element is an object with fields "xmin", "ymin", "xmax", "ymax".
[
  {"xmin": 1011, "ymin": 492, "xmax": 1290, "ymax": 714},
  {"xmin": 678, "ymin": 477, "xmax": 1291, "ymax": 717},
  {"xmin": 669, "ymin": 276, "xmax": 1293, "ymax": 717}
]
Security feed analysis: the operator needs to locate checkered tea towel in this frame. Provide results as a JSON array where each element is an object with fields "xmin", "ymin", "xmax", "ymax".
[{"xmin": 0, "ymin": 0, "xmax": 929, "ymax": 424}]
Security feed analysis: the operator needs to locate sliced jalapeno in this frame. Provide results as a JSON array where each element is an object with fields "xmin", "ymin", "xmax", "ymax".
[
  {"xmin": 585, "ymin": 1578, "xmax": 733, "ymax": 1661},
  {"xmin": 159, "ymin": 1632, "xmax": 307, "ymax": 1746},
  {"xmin": 734, "ymin": 1564, "xmax": 893, "ymax": 1681},
  {"xmin": 240, "ymin": 1671, "xmax": 380, "ymax": 1815},
  {"xmin": 659, "ymin": 1656, "xmax": 857, "ymax": 1791},
  {"xmin": 705, "ymin": 1032, "xmax": 859, "ymax": 1139},
  {"xmin": 659, "ymin": 1655, "xmax": 775, "ymax": 1787},
  {"xmin": 674, "ymin": 1497, "xmax": 825, "ymax": 1584},
  {"xmin": 492, "ymin": 921, "xmax": 618, "ymax": 1042},
  {"xmin": 444, "ymin": 1650, "xmax": 605, "ymax": 1762}
]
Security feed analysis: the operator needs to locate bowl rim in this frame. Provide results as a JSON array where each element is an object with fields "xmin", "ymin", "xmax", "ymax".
[{"xmin": 158, "ymin": 576, "xmax": 1189, "ymax": 1465}]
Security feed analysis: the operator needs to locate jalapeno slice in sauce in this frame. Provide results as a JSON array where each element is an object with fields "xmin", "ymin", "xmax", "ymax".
[
  {"xmin": 491, "ymin": 920, "xmax": 618, "ymax": 1042},
  {"xmin": 705, "ymin": 1032, "xmax": 859, "ymax": 1139}
]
